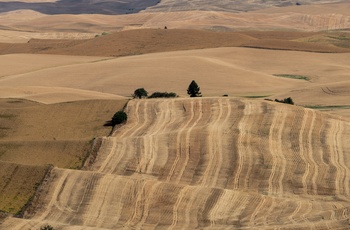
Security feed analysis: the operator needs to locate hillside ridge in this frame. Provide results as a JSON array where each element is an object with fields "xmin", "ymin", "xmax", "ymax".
[{"xmin": 2, "ymin": 97, "xmax": 350, "ymax": 229}]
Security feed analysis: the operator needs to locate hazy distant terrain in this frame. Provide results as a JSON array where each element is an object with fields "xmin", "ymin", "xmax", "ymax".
[
  {"xmin": 0, "ymin": 0, "xmax": 160, "ymax": 14},
  {"xmin": 144, "ymin": 0, "xmax": 348, "ymax": 12}
]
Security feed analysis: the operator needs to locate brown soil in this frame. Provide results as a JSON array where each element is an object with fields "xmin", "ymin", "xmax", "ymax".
[{"xmin": 0, "ymin": 29, "xmax": 349, "ymax": 57}]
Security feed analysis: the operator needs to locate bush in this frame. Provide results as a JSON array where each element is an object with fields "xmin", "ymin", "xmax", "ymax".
[
  {"xmin": 275, "ymin": 97, "xmax": 294, "ymax": 105},
  {"xmin": 40, "ymin": 225, "xmax": 54, "ymax": 230},
  {"xmin": 148, "ymin": 92, "xmax": 177, "ymax": 98},
  {"xmin": 111, "ymin": 111, "xmax": 127, "ymax": 125}
]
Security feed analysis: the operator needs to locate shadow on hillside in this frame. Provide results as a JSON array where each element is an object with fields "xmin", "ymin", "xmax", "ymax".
[{"xmin": 0, "ymin": 0, "xmax": 159, "ymax": 15}]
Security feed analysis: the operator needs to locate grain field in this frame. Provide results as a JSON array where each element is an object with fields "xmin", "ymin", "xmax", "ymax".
[{"xmin": 1, "ymin": 97, "xmax": 350, "ymax": 229}]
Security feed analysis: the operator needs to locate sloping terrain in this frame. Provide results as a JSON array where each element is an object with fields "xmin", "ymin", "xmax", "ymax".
[
  {"xmin": 144, "ymin": 0, "xmax": 349, "ymax": 12},
  {"xmin": 0, "ymin": 98, "xmax": 126, "ymax": 215},
  {"xmin": 2, "ymin": 97, "xmax": 350, "ymax": 229},
  {"xmin": 0, "ymin": 162, "xmax": 49, "ymax": 214},
  {"xmin": 1, "ymin": 3, "xmax": 350, "ymax": 43},
  {"xmin": 0, "ymin": 0, "xmax": 159, "ymax": 15},
  {"xmin": 1, "ymin": 47, "xmax": 349, "ymax": 117},
  {"xmin": 1, "ymin": 29, "xmax": 349, "ymax": 57},
  {"xmin": 0, "ymin": 98, "xmax": 127, "ymax": 167}
]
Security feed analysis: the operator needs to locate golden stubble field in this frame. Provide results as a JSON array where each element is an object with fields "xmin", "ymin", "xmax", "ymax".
[
  {"xmin": 2, "ymin": 98, "xmax": 350, "ymax": 229},
  {"xmin": 0, "ymin": 1, "xmax": 350, "ymax": 229}
]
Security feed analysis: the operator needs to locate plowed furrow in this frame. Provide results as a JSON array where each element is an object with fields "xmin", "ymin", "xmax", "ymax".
[
  {"xmin": 136, "ymin": 101, "xmax": 172, "ymax": 175},
  {"xmin": 200, "ymin": 99, "xmax": 230, "ymax": 187},
  {"xmin": 307, "ymin": 110, "xmax": 319, "ymax": 195},
  {"xmin": 175, "ymin": 99, "xmax": 203, "ymax": 184},
  {"xmin": 166, "ymin": 100, "xmax": 197, "ymax": 182},
  {"xmin": 329, "ymin": 119, "xmax": 350, "ymax": 197},
  {"xmin": 267, "ymin": 106, "xmax": 287, "ymax": 195},
  {"xmin": 233, "ymin": 100, "xmax": 252, "ymax": 190}
]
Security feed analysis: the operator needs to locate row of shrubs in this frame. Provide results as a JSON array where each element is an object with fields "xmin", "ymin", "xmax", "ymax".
[
  {"xmin": 275, "ymin": 97, "xmax": 294, "ymax": 105},
  {"xmin": 133, "ymin": 88, "xmax": 177, "ymax": 99},
  {"xmin": 148, "ymin": 92, "xmax": 177, "ymax": 98}
]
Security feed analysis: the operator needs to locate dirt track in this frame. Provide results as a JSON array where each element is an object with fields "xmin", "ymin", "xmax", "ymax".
[{"xmin": 2, "ymin": 97, "xmax": 350, "ymax": 229}]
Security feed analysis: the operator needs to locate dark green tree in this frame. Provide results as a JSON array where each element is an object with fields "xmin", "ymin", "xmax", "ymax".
[
  {"xmin": 284, "ymin": 97, "xmax": 294, "ymax": 105},
  {"xmin": 187, "ymin": 80, "xmax": 202, "ymax": 97},
  {"xmin": 133, "ymin": 88, "xmax": 148, "ymax": 99},
  {"xmin": 275, "ymin": 97, "xmax": 294, "ymax": 105},
  {"xmin": 111, "ymin": 111, "xmax": 128, "ymax": 126},
  {"xmin": 148, "ymin": 92, "xmax": 177, "ymax": 98}
]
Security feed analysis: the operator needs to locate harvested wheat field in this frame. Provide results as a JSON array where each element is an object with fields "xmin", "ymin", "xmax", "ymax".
[
  {"xmin": 1, "ymin": 97, "xmax": 350, "ymax": 229},
  {"xmin": 1, "ymin": 0, "xmax": 350, "ymax": 228}
]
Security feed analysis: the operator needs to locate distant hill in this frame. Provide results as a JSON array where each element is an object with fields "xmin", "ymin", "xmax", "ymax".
[
  {"xmin": 144, "ymin": 0, "xmax": 348, "ymax": 12},
  {"xmin": 0, "ymin": 29, "xmax": 349, "ymax": 57}
]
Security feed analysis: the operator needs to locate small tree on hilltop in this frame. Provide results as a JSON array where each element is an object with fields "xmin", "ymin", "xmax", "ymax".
[
  {"xmin": 187, "ymin": 80, "xmax": 202, "ymax": 97},
  {"xmin": 133, "ymin": 88, "xmax": 148, "ymax": 99}
]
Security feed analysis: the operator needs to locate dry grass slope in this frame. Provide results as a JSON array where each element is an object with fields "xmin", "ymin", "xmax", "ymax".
[
  {"xmin": 2, "ymin": 98, "xmax": 350, "ymax": 229},
  {"xmin": 0, "ymin": 98, "xmax": 127, "ymax": 167},
  {"xmin": 0, "ymin": 98, "xmax": 126, "ymax": 215},
  {"xmin": 0, "ymin": 162, "xmax": 49, "ymax": 214}
]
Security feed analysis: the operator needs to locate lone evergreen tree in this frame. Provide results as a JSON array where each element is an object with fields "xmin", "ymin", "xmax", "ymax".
[
  {"xmin": 133, "ymin": 88, "xmax": 148, "ymax": 99},
  {"xmin": 187, "ymin": 80, "xmax": 202, "ymax": 97}
]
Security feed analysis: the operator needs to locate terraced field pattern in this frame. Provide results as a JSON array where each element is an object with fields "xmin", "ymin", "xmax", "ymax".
[{"xmin": 2, "ymin": 97, "xmax": 350, "ymax": 229}]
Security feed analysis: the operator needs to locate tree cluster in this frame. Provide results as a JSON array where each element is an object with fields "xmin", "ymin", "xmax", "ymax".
[
  {"xmin": 275, "ymin": 97, "xmax": 294, "ymax": 105},
  {"xmin": 133, "ymin": 88, "xmax": 177, "ymax": 99},
  {"xmin": 148, "ymin": 92, "xmax": 177, "ymax": 98},
  {"xmin": 133, "ymin": 80, "xmax": 202, "ymax": 99}
]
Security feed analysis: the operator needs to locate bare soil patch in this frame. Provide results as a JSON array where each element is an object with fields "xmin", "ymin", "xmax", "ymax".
[{"xmin": 0, "ymin": 29, "xmax": 349, "ymax": 57}]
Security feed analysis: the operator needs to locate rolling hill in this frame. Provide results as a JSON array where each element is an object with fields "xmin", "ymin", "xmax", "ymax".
[
  {"xmin": 0, "ymin": 98, "xmax": 127, "ymax": 215},
  {"xmin": 0, "ymin": 1, "xmax": 350, "ymax": 228},
  {"xmin": 1, "ymin": 97, "xmax": 350, "ymax": 229}
]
